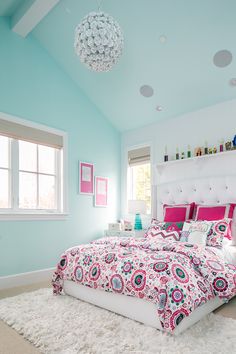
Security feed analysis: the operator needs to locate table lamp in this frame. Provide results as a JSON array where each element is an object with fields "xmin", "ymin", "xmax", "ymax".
[{"xmin": 128, "ymin": 200, "xmax": 147, "ymax": 230}]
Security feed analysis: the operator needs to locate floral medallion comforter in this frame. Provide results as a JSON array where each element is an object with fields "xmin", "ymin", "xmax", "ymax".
[{"xmin": 52, "ymin": 237, "xmax": 236, "ymax": 332}]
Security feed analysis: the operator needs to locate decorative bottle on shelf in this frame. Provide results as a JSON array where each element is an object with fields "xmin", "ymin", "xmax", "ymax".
[
  {"xmin": 220, "ymin": 139, "xmax": 224, "ymax": 152},
  {"xmin": 176, "ymin": 147, "xmax": 179, "ymax": 160},
  {"xmin": 164, "ymin": 145, "xmax": 168, "ymax": 162},
  {"xmin": 187, "ymin": 145, "xmax": 191, "ymax": 158},
  {"xmin": 204, "ymin": 141, "xmax": 208, "ymax": 155},
  {"xmin": 181, "ymin": 152, "xmax": 185, "ymax": 159},
  {"xmin": 233, "ymin": 135, "xmax": 236, "ymax": 150}
]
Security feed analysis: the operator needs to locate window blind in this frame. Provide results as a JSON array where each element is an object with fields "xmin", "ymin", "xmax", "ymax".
[
  {"xmin": 128, "ymin": 146, "xmax": 150, "ymax": 166},
  {"xmin": 0, "ymin": 118, "xmax": 63, "ymax": 149}
]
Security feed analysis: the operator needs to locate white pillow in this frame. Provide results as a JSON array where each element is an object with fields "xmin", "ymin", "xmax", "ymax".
[{"xmin": 180, "ymin": 221, "xmax": 212, "ymax": 246}]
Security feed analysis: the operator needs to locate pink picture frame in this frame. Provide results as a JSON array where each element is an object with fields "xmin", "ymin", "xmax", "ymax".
[
  {"xmin": 94, "ymin": 176, "xmax": 108, "ymax": 207},
  {"xmin": 79, "ymin": 161, "xmax": 94, "ymax": 195}
]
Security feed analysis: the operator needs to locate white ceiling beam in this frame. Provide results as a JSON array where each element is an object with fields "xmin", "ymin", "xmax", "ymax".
[{"xmin": 11, "ymin": 0, "xmax": 60, "ymax": 38}]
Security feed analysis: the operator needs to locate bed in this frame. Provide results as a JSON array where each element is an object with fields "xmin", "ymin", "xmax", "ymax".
[{"xmin": 52, "ymin": 173, "xmax": 236, "ymax": 334}]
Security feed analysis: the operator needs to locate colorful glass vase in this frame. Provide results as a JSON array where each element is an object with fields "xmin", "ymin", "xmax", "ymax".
[{"xmin": 134, "ymin": 213, "xmax": 142, "ymax": 230}]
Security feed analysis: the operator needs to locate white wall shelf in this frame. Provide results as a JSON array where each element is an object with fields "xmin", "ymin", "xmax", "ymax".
[{"xmin": 156, "ymin": 149, "xmax": 236, "ymax": 170}]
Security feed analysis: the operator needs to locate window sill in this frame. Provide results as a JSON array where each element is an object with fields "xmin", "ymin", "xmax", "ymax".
[{"xmin": 0, "ymin": 213, "xmax": 69, "ymax": 221}]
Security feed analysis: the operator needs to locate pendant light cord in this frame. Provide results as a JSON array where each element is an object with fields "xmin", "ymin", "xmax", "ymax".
[{"xmin": 96, "ymin": 0, "xmax": 103, "ymax": 11}]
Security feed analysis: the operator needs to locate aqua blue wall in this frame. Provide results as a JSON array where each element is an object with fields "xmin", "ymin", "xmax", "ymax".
[{"xmin": 0, "ymin": 17, "xmax": 120, "ymax": 277}]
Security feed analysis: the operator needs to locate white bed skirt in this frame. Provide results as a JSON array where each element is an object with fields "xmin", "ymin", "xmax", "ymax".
[{"xmin": 63, "ymin": 280, "xmax": 223, "ymax": 335}]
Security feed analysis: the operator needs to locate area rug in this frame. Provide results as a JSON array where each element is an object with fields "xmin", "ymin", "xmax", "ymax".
[{"xmin": 0, "ymin": 289, "xmax": 236, "ymax": 354}]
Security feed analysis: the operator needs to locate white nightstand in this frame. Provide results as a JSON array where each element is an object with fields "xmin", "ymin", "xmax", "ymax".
[{"xmin": 104, "ymin": 230, "xmax": 146, "ymax": 238}]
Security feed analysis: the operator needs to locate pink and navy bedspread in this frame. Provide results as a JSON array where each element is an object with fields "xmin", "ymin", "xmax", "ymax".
[{"xmin": 52, "ymin": 237, "xmax": 236, "ymax": 332}]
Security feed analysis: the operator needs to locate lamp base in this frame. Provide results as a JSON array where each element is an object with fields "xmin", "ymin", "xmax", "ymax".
[{"xmin": 134, "ymin": 213, "xmax": 142, "ymax": 230}]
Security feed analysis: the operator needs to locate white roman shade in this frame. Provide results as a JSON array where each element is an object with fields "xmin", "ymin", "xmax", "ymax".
[
  {"xmin": 0, "ymin": 118, "xmax": 63, "ymax": 149},
  {"xmin": 128, "ymin": 146, "xmax": 150, "ymax": 166}
]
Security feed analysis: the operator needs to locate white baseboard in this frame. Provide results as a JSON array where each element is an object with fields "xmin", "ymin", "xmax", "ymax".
[{"xmin": 0, "ymin": 267, "xmax": 55, "ymax": 290}]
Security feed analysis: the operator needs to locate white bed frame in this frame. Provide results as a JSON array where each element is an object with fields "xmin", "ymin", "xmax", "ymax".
[{"xmin": 64, "ymin": 152, "xmax": 236, "ymax": 334}]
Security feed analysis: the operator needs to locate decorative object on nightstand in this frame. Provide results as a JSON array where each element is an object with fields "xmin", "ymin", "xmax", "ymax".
[
  {"xmin": 124, "ymin": 220, "xmax": 133, "ymax": 231},
  {"xmin": 108, "ymin": 223, "xmax": 121, "ymax": 231},
  {"xmin": 128, "ymin": 200, "xmax": 147, "ymax": 230}
]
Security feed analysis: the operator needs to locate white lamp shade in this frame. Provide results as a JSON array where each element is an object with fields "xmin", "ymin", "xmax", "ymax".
[{"xmin": 128, "ymin": 200, "xmax": 147, "ymax": 214}]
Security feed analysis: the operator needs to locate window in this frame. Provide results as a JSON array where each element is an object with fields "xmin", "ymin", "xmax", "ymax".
[
  {"xmin": 0, "ymin": 136, "xmax": 10, "ymax": 208},
  {"xmin": 0, "ymin": 113, "xmax": 67, "ymax": 219},
  {"xmin": 127, "ymin": 146, "xmax": 151, "ymax": 214}
]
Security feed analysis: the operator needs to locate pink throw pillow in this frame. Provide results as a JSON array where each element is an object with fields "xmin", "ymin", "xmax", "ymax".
[
  {"xmin": 163, "ymin": 203, "xmax": 195, "ymax": 222},
  {"xmin": 194, "ymin": 204, "xmax": 230, "ymax": 221},
  {"xmin": 229, "ymin": 203, "xmax": 236, "ymax": 218}
]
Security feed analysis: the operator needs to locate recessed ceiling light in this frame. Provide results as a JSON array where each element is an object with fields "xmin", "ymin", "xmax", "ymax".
[
  {"xmin": 213, "ymin": 50, "xmax": 232, "ymax": 68},
  {"xmin": 140, "ymin": 85, "xmax": 154, "ymax": 97},
  {"xmin": 156, "ymin": 105, "xmax": 163, "ymax": 111},
  {"xmin": 159, "ymin": 35, "xmax": 167, "ymax": 43},
  {"xmin": 229, "ymin": 78, "xmax": 236, "ymax": 86}
]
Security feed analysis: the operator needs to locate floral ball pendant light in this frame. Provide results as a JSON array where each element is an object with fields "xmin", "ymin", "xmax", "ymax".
[{"xmin": 74, "ymin": 6, "xmax": 124, "ymax": 72}]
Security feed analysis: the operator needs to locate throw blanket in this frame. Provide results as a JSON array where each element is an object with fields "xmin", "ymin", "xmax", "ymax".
[{"xmin": 52, "ymin": 237, "xmax": 236, "ymax": 332}]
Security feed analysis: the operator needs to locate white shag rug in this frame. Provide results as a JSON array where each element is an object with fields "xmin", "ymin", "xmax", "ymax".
[{"xmin": 0, "ymin": 289, "xmax": 236, "ymax": 354}]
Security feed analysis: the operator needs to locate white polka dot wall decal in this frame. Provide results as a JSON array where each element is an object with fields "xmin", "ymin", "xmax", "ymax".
[
  {"xmin": 140, "ymin": 85, "xmax": 154, "ymax": 97},
  {"xmin": 229, "ymin": 78, "xmax": 236, "ymax": 86},
  {"xmin": 156, "ymin": 105, "xmax": 163, "ymax": 111},
  {"xmin": 159, "ymin": 35, "xmax": 167, "ymax": 43},
  {"xmin": 213, "ymin": 50, "xmax": 232, "ymax": 68}
]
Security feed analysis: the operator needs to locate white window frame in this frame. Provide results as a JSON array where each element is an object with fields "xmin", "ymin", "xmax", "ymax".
[
  {"xmin": 128, "ymin": 162, "xmax": 151, "ymax": 212},
  {"xmin": 0, "ymin": 112, "xmax": 68, "ymax": 220},
  {"xmin": 123, "ymin": 142, "xmax": 153, "ymax": 218}
]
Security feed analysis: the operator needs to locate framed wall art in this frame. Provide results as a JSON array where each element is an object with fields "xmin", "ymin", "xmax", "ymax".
[
  {"xmin": 79, "ymin": 161, "xmax": 94, "ymax": 195},
  {"xmin": 94, "ymin": 176, "xmax": 108, "ymax": 207}
]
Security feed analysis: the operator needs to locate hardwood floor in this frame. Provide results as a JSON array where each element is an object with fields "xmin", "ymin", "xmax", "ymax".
[{"xmin": 0, "ymin": 282, "xmax": 236, "ymax": 354}]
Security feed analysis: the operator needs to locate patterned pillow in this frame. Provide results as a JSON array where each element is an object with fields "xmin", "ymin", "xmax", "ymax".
[
  {"xmin": 207, "ymin": 219, "xmax": 231, "ymax": 248},
  {"xmin": 160, "ymin": 221, "xmax": 184, "ymax": 235},
  {"xmin": 144, "ymin": 219, "xmax": 184, "ymax": 238},
  {"xmin": 194, "ymin": 204, "xmax": 236, "ymax": 240},
  {"xmin": 144, "ymin": 218, "xmax": 162, "ymax": 238},
  {"xmin": 146, "ymin": 229, "xmax": 180, "ymax": 241},
  {"xmin": 180, "ymin": 221, "xmax": 212, "ymax": 246}
]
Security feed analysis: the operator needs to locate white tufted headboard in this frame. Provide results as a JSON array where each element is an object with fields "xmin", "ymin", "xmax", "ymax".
[
  {"xmin": 156, "ymin": 175, "xmax": 236, "ymax": 220},
  {"xmin": 155, "ymin": 152, "xmax": 236, "ymax": 243},
  {"xmin": 155, "ymin": 175, "xmax": 236, "ymax": 244}
]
